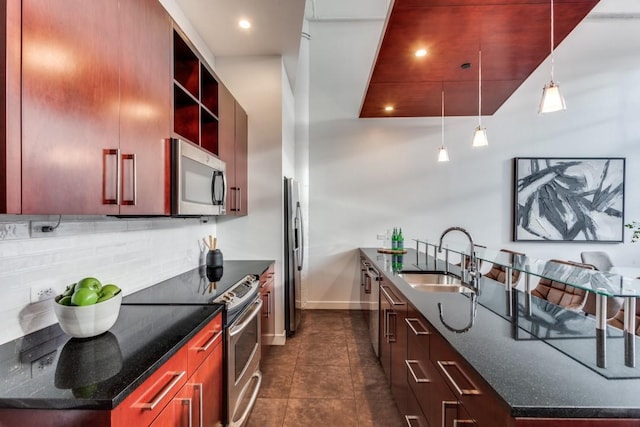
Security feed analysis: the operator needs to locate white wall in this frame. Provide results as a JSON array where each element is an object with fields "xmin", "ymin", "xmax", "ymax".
[
  {"xmin": 305, "ymin": 1, "xmax": 640, "ymax": 308},
  {"xmin": 0, "ymin": 216, "xmax": 213, "ymax": 344},
  {"xmin": 213, "ymin": 56, "xmax": 291, "ymax": 343}
]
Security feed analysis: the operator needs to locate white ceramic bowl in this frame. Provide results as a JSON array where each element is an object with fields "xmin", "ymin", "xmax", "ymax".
[{"xmin": 53, "ymin": 292, "xmax": 122, "ymax": 338}]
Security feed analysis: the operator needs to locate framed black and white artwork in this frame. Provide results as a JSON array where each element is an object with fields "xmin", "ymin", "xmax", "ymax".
[{"xmin": 513, "ymin": 157, "xmax": 625, "ymax": 242}]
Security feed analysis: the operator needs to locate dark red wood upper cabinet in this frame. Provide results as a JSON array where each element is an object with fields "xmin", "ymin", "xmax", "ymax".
[
  {"xmin": 21, "ymin": 0, "xmax": 121, "ymax": 215},
  {"xmin": 18, "ymin": 0, "xmax": 171, "ymax": 215},
  {"xmin": 118, "ymin": 0, "xmax": 172, "ymax": 215},
  {"xmin": 1, "ymin": 0, "xmax": 22, "ymax": 214},
  {"xmin": 218, "ymin": 84, "xmax": 248, "ymax": 216}
]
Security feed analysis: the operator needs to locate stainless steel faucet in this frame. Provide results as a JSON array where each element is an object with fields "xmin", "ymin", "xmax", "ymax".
[
  {"xmin": 437, "ymin": 226, "xmax": 481, "ymax": 333},
  {"xmin": 437, "ymin": 226, "xmax": 480, "ymax": 293}
]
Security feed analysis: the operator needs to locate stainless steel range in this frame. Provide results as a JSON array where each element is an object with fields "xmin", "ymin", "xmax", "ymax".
[
  {"xmin": 122, "ymin": 262, "xmax": 269, "ymax": 427},
  {"xmin": 213, "ymin": 274, "xmax": 262, "ymax": 427}
]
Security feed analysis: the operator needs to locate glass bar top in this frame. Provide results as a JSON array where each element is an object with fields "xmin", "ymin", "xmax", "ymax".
[{"xmin": 413, "ymin": 238, "xmax": 640, "ymax": 298}]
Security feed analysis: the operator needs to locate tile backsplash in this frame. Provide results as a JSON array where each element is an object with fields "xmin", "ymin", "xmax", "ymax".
[{"xmin": 0, "ymin": 216, "xmax": 215, "ymax": 345}]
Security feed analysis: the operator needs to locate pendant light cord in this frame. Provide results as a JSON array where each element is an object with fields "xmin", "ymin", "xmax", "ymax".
[
  {"xmin": 478, "ymin": 50, "xmax": 482, "ymax": 126},
  {"xmin": 441, "ymin": 89, "xmax": 445, "ymax": 147},
  {"xmin": 550, "ymin": 0, "xmax": 555, "ymax": 81}
]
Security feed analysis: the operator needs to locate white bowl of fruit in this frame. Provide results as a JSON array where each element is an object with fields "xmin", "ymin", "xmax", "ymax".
[{"xmin": 54, "ymin": 277, "xmax": 122, "ymax": 339}]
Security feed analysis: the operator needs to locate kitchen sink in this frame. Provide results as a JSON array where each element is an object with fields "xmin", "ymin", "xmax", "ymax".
[{"xmin": 397, "ymin": 271, "xmax": 473, "ymax": 293}]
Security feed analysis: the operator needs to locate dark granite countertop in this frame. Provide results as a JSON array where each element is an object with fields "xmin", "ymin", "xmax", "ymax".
[
  {"xmin": 0, "ymin": 259, "xmax": 273, "ymax": 410},
  {"xmin": 0, "ymin": 304, "xmax": 222, "ymax": 410},
  {"xmin": 361, "ymin": 248, "xmax": 640, "ymax": 419}
]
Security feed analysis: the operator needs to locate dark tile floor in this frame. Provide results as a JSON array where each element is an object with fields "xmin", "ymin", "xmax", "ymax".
[{"xmin": 246, "ymin": 310, "xmax": 404, "ymax": 427}]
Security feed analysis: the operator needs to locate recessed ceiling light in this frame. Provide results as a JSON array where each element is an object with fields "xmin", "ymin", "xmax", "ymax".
[
  {"xmin": 415, "ymin": 49, "xmax": 427, "ymax": 57},
  {"xmin": 384, "ymin": 105, "xmax": 394, "ymax": 112},
  {"xmin": 239, "ymin": 19, "xmax": 251, "ymax": 29}
]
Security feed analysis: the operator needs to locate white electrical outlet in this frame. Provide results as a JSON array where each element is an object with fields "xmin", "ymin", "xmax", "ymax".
[
  {"xmin": 30, "ymin": 285, "xmax": 57, "ymax": 303},
  {"xmin": 377, "ymin": 233, "xmax": 387, "ymax": 240}
]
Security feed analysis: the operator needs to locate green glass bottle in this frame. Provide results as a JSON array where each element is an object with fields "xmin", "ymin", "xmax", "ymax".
[
  {"xmin": 398, "ymin": 228, "xmax": 404, "ymax": 251},
  {"xmin": 391, "ymin": 227, "xmax": 398, "ymax": 250}
]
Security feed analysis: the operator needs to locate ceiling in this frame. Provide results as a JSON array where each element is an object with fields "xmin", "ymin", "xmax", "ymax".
[
  {"xmin": 359, "ymin": 0, "xmax": 600, "ymax": 118},
  {"xmin": 174, "ymin": 0, "xmax": 306, "ymax": 88}
]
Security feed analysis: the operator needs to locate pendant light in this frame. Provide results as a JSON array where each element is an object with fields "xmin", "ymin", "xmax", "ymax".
[
  {"xmin": 472, "ymin": 50, "xmax": 488, "ymax": 147},
  {"xmin": 538, "ymin": 0, "xmax": 566, "ymax": 114},
  {"xmin": 437, "ymin": 89, "xmax": 450, "ymax": 162}
]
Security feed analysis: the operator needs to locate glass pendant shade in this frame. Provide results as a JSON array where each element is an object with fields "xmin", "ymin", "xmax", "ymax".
[
  {"xmin": 437, "ymin": 146, "xmax": 449, "ymax": 162},
  {"xmin": 538, "ymin": 81, "xmax": 566, "ymax": 114},
  {"xmin": 472, "ymin": 126, "xmax": 489, "ymax": 147}
]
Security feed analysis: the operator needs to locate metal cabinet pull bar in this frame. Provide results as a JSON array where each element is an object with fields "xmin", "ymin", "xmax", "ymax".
[
  {"xmin": 405, "ymin": 318, "xmax": 430, "ymax": 335},
  {"xmin": 442, "ymin": 401, "xmax": 458, "ymax": 427},
  {"xmin": 121, "ymin": 153, "xmax": 137, "ymax": 205},
  {"xmin": 179, "ymin": 398, "xmax": 193, "ymax": 427},
  {"xmin": 237, "ymin": 187, "xmax": 242, "ymax": 212},
  {"xmin": 381, "ymin": 285, "xmax": 404, "ymax": 306},
  {"xmin": 102, "ymin": 149, "xmax": 120, "ymax": 205},
  {"xmin": 404, "ymin": 415, "xmax": 420, "ymax": 427},
  {"xmin": 193, "ymin": 383, "xmax": 203, "ymax": 427},
  {"xmin": 436, "ymin": 361, "xmax": 481, "ymax": 396},
  {"xmin": 405, "ymin": 360, "xmax": 430, "ymax": 383},
  {"xmin": 138, "ymin": 371, "xmax": 186, "ymax": 410},
  {"xmin": 193, "ymin": 330, "xmax": 223, "ymax": 352}
]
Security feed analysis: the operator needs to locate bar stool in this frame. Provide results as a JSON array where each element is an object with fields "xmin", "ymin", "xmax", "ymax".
[
  {"xmin": 530, "ymin": 259, "xmax": 593, "ymax": 312},
  {"xmin": 483, "ymin": 249, "xmax": 525, "ymax": 287}
]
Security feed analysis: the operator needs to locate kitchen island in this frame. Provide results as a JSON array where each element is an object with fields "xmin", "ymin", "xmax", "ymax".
[{"xmin": 361, "ymin": 247, "xmax": 640, "ymax": 425}]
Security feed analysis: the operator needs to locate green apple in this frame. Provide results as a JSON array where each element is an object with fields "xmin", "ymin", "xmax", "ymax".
[
  {"xmin": 97, "ymin": 284, "xmax": 120, "ymax": 303},
  {"xmin": 76, "ymin": 277, "xmax": 102, "ymax": 293},
  {"xmin": 57, "ymin": 296, "xmax": 72, "ymax": 306},
  {"xmin": 71, "ymin": 288, "xmax": 99, "ymax": 306}
]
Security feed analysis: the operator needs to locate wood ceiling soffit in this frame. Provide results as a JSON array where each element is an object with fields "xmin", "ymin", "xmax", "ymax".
[{"xmin": 360, "ymin": 0, "xmax": 599, "ymax": 118}]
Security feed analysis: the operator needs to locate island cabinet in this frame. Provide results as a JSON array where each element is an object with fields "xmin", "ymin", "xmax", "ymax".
[
  {"xmin": 379, "ymin": 276, "xmax": 408, "ymax": 415},
  {"xmin": 259, "ymin": 262, "xmax": 275, "ymax": 356},
  {"xmin": 218, "ymin": 84, "xmax": 248, "ymax": 216},
  {"xmin": 16, "ymin": 0, "xmax": 172, "ymax": 215},
  {"xmin": 114, "ymin": 312, "xmax": 223, "ymax": 426}
]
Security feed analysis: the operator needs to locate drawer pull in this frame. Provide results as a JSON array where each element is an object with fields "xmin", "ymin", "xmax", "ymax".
[
  {"xmin": 193, "ymin": 330, "xmax": 223, "ymax": 352},
  {"xmin": 454, "ymin": 420, "xmax": 476, "ymax": 426},
  {"xmin": 138, "ymin": 371, "xmax": 186, "ymax": 410},
  {"xmin": 381, "ymin": 285, "xmax": 404, "ymax": 306},
  {"xmin": 404, "ymin": 415, "xmax": 421, "ymax": 427},
  {"xmin": 436, "ymin": 361, "xmax": 481, "ymax": 396},
  {"xmin": 405, "ymin": 318, "xmax": 430, "ymax": 335},
  {"xmin": 405, "ymin": 360, "xmax": 430, "ymax": 383}
]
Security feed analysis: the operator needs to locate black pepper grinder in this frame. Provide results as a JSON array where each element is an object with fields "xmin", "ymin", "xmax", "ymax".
[{"xmin": 206, "ymin": 236, "xmax": 223, "ymax": 268}]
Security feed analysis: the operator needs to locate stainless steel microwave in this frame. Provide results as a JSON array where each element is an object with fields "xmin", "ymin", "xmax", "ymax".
[{"xmin": 171, "ymin": 139, "xmax": 226, "ymax": 216}]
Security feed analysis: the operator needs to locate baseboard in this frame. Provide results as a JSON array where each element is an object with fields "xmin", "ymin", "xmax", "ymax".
[
  {"xmin": 263, "ymin": 332, "xmax": 286, "ymax": 346},
  {"xmin": 303, "ymin": 301, "xmax": 363, "ymax": 310}
]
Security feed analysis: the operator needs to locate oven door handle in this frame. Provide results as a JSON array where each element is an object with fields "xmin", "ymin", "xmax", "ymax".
[{"xmin": 229, "ymin": 298, "xmax": 263, "ymax": 338}]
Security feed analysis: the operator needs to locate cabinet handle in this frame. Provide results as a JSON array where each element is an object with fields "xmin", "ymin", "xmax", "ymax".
[
  {"xmin": 193, "ymin": 330, "xmax": 223, "ymax": 352},
  {"xmin": 267, "ymin": 291, "xmax": 271, "ymax": 317},
  {"xmin": 102, "ymin": 148, "xmax": 120, "ymax": 205},
  {"xmin": 454, "ymin": 420, "xmax": 476, "ymax": 427},
  {"xmin": 178, "ymin": 398, "xmax": 193, "ymax": 427},
  {"xmin": 405, "ymin": 360, "xmax": 430, "ymax": 383},
  {"xmin": 137, "ymin": 371, "xmax": 186, "ymax": 410},
  {"xmin": 193, "ymin": 383, "xmax": 203, "ymax": 427},
  {"xmin": 404, "ymin": 415, "xmax": 421, "ymax": 427},
  {"xmin": 229, "ymin": 187, "xmax": 238, "ymax": 211},
  {"xmin": 436, "ymin": 361, "xmax": 481, "ymax": 396},
  {"xmin": 381, "ymin": 285, "xmax": 404, "ymax": 306},
  {"xmin": 388, "ymin": 310, "xmax": 397, "ymax": 342},
  {"xmin": 237, "ymin": 187, "xmax": 242, "ymax": 212},
  {"xmin": 442, "ymin": 401, "xmax": 458, "ymax": 427},
  {"xmin": 405, "ymin": 318, "xmax": 430, "ymax": 335},
  {"xmin": 120, "ymin": 153, "xmax": 136, "ymax": 205}
]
